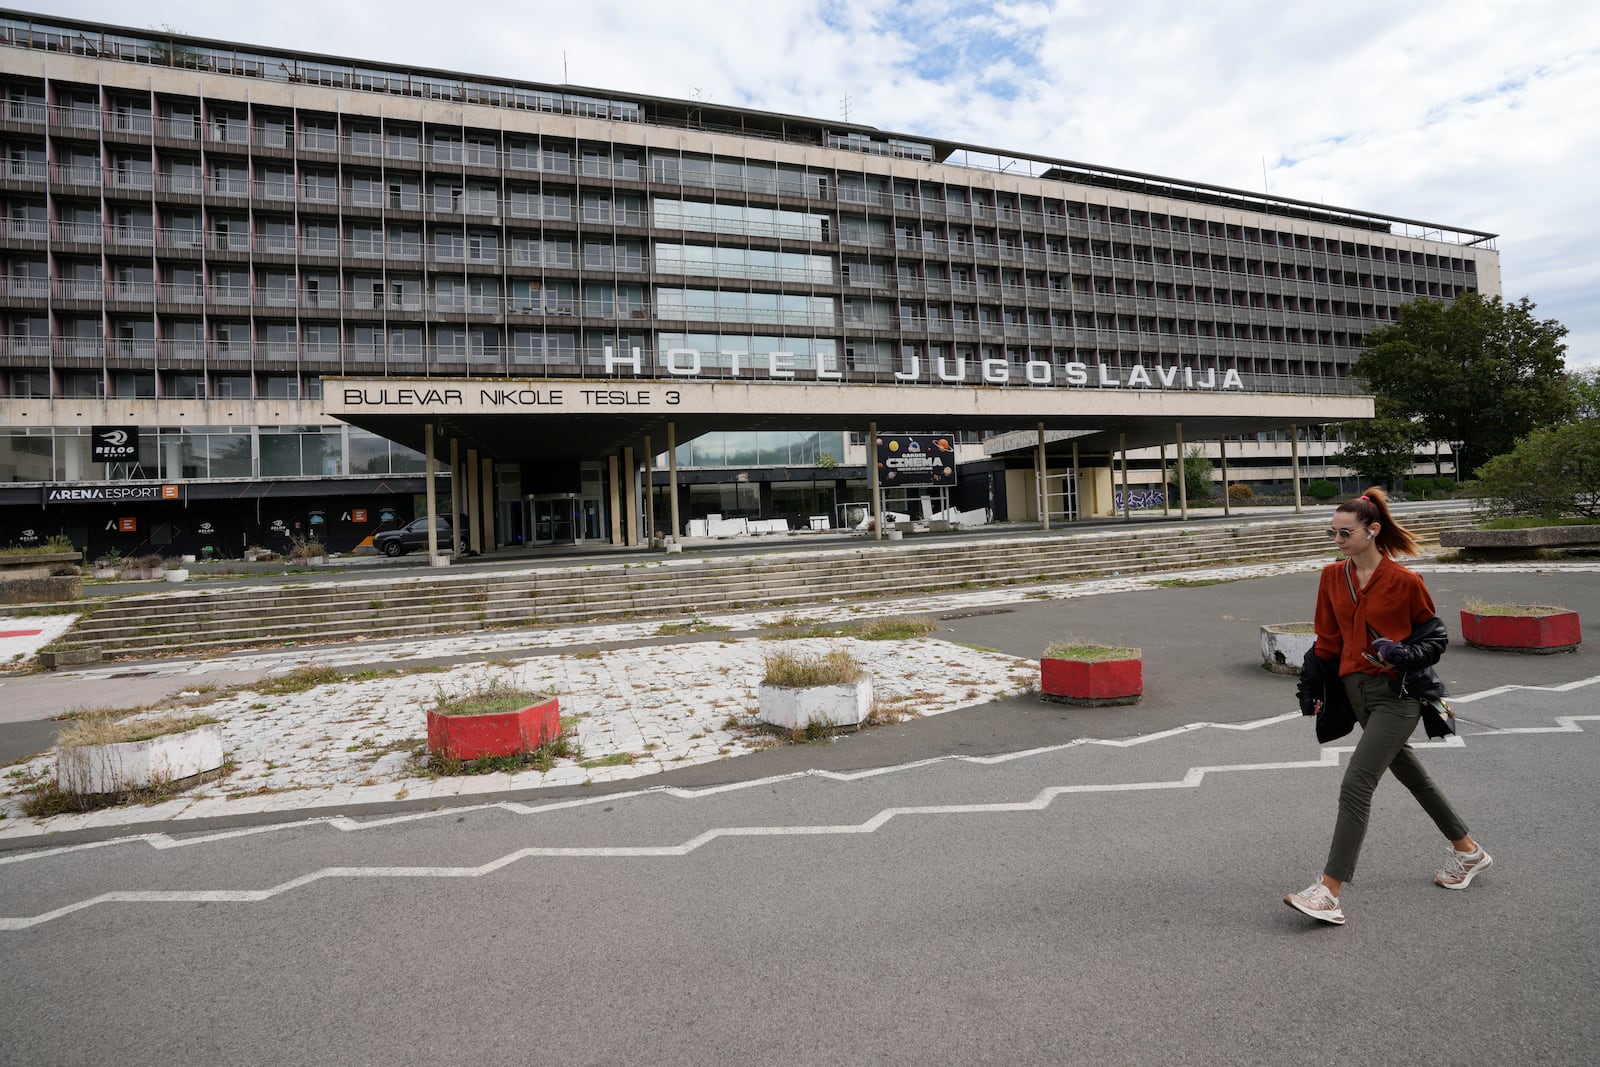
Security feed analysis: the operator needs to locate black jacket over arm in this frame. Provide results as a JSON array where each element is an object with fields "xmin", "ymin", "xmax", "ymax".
[{"xmin": 1296, "ymin": 616, "xmax": 1453, "ymax": 743}]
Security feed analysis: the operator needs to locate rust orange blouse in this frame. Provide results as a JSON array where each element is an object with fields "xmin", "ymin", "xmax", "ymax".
[{"xmin": 1312, "ymin": 556, "xmax": 1437, "ymax": 678}]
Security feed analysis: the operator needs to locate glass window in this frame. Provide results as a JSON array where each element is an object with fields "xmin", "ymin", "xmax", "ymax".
[
  {"xmin": 348, "ymin": 428, "xmax": 391, "ymax": 474},
  {"xmin": 259, "ymin": 432, "xmax": 303, "ymax": 476}
]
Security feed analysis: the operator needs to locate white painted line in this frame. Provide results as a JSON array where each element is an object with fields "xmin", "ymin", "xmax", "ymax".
[{"xmin": 3, "ymin": 711, "xmax": 1597, "ymax": 930}]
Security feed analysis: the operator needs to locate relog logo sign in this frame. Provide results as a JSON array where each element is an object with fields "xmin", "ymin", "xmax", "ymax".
[{"xmin": 91, "ymin": 426, "xmax": 140, "ymax": 462}]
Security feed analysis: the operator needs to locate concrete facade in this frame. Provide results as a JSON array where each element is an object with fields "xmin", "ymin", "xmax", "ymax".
[{"xmin": 0, "ymin": 11, "xmax": 1498, "ymax": 554}]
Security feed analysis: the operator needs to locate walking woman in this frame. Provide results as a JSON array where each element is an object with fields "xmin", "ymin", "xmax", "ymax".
[{"xmin": 1285, "ymin": 487, "xmax": 1491, "ymax": 925}]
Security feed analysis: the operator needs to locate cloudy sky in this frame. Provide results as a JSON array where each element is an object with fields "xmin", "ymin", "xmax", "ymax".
[{"xmin": 37, "ymin": 0, "xmax": 1600, "ymax": 367}]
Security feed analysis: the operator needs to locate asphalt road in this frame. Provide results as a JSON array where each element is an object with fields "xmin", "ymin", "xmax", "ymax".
[{"xmin": 1, "ymin": 563, "xmax": 1595, "ymax": 1065}]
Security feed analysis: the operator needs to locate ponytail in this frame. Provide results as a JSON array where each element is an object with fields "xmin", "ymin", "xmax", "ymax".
[{"xmin": 1335, "ymin": 486, "xmax": 1419, "ymax": 558}]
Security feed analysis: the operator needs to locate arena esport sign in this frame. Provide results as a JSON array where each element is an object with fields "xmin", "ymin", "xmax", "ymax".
[{"xmin": 601, "ymin": 346, "xmax": 1247, "ymax": 390}]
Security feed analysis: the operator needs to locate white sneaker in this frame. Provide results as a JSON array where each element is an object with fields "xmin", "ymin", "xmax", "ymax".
[
  {"xmin": 1284, "ymin": 881, "xmax": 1346, "ymax": 925},
  {"xmin": 1435, "ymin": 845, "xmax": 1493, "ymax": 890}
]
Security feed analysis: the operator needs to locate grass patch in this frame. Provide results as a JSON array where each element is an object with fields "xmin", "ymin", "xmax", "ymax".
[
  {"xmin": 417, "ymin": 731, "xmax": 581, "ymax": 777},
  {"xmin": 1271, "ymin": 622, "xmax": 1317, "ymax": 634},
  {"xmin": 1463, "ymin": 598, "xmax": 1568, "ymax": 616},
  {"xmin": 571, "ymin": 649, "xmax": 602, "ymax": 660},
  {"xmin": 19, "ymin": 758, "xmax": 234, "ymax": 817},
  {"xmin": 57, "ymin": 713, "xmax": 218, "ymax": 748},
  {"xmin": 1149, "ymin": 577, "xmax": 1239, "ymax": 588},
  {"xmin": 253, "ymin": 664, "xmax": 343, "ymax": 695},
  {"xmin": 432, "ymin": 678, "xmax": 553, "ymax": 718},
  {"xmin": 762, "ymin": 647, "xmax": 864, "ymax": 687},
  {"xmin": 857, "ymin": 615, "xmax": 937, "ymax": 641},
  {"xmin": 578, "ymin": 752, "xmax": 639, "ymax": 769},
  {"xmin": 1042, "ymin": 641, "xmax": 1140, "ymax": 662}
]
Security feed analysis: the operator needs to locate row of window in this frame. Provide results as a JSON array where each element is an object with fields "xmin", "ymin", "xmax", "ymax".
[{"xmin": 0, "ymin": 423, "xmax": 423, "ymax": 483}]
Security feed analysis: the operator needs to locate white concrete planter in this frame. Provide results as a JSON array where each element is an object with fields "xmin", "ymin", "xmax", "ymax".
[
  {"xmin": 164, "ymin": 568, "xmax": 190, "ymax": 582},
  {"xmin": 757, "ymin": 677, "xmax": 873, "ymax": 731},
  {"xmin": 56, "ymin": 724, "xmax": 224, "ymax": 795},
  {"xmin": 1261, "ymin": 623, "xmax": 1317, "ymax": 675}
]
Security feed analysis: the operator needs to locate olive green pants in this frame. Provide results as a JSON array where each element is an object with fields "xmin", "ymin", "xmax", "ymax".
[{"xmin": 1324, "ymin": 672, "xmax": 1470, "ymax": 884}]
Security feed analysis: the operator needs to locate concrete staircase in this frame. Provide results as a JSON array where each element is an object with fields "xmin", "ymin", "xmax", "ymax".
[{"xmin": 66, "ymin": 508, "xmax": 1471, "ymax": 661}]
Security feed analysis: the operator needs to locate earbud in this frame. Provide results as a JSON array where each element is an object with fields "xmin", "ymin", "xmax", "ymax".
[{"xmin": 1366, "ymin": 532, "xmax": 1374, "ymax": 540}]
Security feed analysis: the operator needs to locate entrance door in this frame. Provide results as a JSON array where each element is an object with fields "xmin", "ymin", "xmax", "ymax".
[
  {"xmin": 578, "ymin": 496, "xmax": 604, "ymax": 542},
  {"xmin": 529, "ymin": 495, "xmax": 579, "ymax": 545}
]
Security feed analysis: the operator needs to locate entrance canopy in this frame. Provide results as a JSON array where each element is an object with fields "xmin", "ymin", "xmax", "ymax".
[{"xmin": 325, "ymin": 377, "xmax": 1373, "ymax": 463}]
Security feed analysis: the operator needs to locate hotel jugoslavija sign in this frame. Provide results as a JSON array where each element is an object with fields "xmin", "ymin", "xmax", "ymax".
[{"xmin": 876, "ymin": 434, "xmax": 955, "ymax": 486}]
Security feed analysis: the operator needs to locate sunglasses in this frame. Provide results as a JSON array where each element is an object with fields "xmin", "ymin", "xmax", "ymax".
[{"xmin": 1326, "ymin": 526, "xmax": 1363, "ymax": 540}]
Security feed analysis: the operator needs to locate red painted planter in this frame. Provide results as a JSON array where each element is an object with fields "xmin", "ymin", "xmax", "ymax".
[
  {"xmin": 426, "ymin": 697, "xmax": 561, "ymax": 760},
  {"xmin": 1460, "ymin": 609, "xmax": 1581, "ymax": 654},
  {"xmin": 1041, "ymin": 655, "xmax": 1143, "ymax": 707}
]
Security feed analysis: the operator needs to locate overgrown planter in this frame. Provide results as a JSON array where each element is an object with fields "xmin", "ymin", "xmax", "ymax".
[
  {"xmin": 1040, "ymin": 643, "xmax": 1143, "ymax": 706},
  {"xmin": 426, "ymin": 696, "xmax": 561, "ymax": 761},
  {"xmin": 1260, "ymin": 623, "xmax": 1316, "ymax": 675},
  {"xmin": 56, "ymin": 722, "xmax": 224, "ymax": 795},
  {"xmin": 1461, "ymin": 606, "xmax": 1581, "ymax": 654},
  {"xmin": 756, "ymin": 646, "xmax": 873, "ymax": 730},
  {"xmin": 38, "ymin": 644, "xmax": 102, "ymax": 670},
  {"xmin": 758, "ymin": 676, "xmax": 874, "ymax": 730}
]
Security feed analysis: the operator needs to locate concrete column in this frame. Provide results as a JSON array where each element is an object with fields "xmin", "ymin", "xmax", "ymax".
[
  {"xmin": 1219, "ymin": 438, "xmax": 1231, "ymax": 518},
  {"xmin": 1159, "ymin": 443, "xmax": 1170, "ymax": 515},
  {"xmin": 608, "ymin": 454, "xmax": 622, "ymax": 545},
  {"xmin": 449, "ymin": 437, "xmax": 459, "ymax": 536},
  {"xmin": 424, "ymin": 422, "xmax": 440, "ymax": 564},
  {"xmin": 1290, "ymin": 423, "xmax": 1303, "ymax": 514},
  {"xmin": 466, "ymin": 448, "xmax": 481, "ymax": 554},
  {"xmin": 1070, "ymin": 441, "xmax": 1080, "ymax": 521},
  {"xmin": 1036, "ymin": 421, "xmax": 1049, "ymax": 530},
  {"xmin": 623, "ymin": 445, "xmax": 637, "ymax": 547},
  {"xmin": 643, "ymin": 435, "xmax": 655, "ymax": 545},
  {"xmin": 868, "ymin": 421, "xmax": 881, "ymax": 541},
  {"xmin": 481, "ymin": 456, "xmax": 495, "ymax": 550},
  {"xmin": 1175, "ymin": 421, "xmax": 1188, "ymax": 521},
  {"xmin": 1119, "ymin": 432, "xmax": 1130, "ymax": 522},
  {"xmin": 667, "ymin": 422, "xmax": 681, "ymax": 540}
]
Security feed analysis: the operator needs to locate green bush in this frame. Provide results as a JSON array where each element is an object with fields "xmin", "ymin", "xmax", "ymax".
[
  {"xmin": 1227, "ymin": 483, "xmax": 1254, "ymax": 502},
  {"xmin": 1305, "ymin": 479, "xmax": 1340, "ymax": 501},
  {"xmin": 1472, "ymin": 419, "xmax": 1600, "ymax": 519}
]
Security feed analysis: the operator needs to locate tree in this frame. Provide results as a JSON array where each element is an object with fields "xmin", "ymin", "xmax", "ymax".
[
  {"xmin": 1168, "ymin": 445, "xmax": 1214, "ymax": 503},
  {"xmin": 1353, "ymin": 294, "xmax": 1573, "ymax": 477},
  {"xmin": 1569, "ymin": 366, "xmax": 1600, "ymax": 421},
  {"xmin": 1331, "ymin": 397, "xmax": 1422, "ymax": 490},
  {"xmin": 1472, "ymin": 419, "xmax": 1600, "ymax": 519}
]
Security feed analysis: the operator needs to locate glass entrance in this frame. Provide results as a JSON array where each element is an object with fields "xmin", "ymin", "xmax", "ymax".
[{"xmin": 529, "ymin": 494, "xmax": 577, "ymax": 545}]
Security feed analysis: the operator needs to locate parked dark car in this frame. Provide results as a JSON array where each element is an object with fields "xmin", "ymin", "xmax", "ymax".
[{"xmin": 373, "ymin": 517, "xmax": 455, "ymax": 557}]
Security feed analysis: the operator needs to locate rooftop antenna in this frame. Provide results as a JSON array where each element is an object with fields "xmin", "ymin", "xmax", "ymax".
[
  {"xmin": 1261, "ymin": 156, "xmax": 1269, "ymax": 194},
  {"xmin": 841, "ymin": 94, "xmax": 851, "ymax": 123},
  {"xmin": 563, "ymin": 51, "xmax": 568, "ymax": 83}
]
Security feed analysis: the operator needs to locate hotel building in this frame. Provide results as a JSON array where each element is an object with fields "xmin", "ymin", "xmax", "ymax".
[{"xmin": 0, "ymin": 10, "xmax": 1496, "ymax": 557}]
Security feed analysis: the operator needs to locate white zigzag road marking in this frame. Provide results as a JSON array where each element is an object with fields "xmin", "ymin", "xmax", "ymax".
[
  {"xmin": 5, "ymin": 670, "xmax": 1600, "ymax": 869},
  {"xmin": 4, "ymin": 710, "xmax": 1599, "ymax": 930},
  {"xmin": 0, "ymin": 714, "xmax": 1300, "ymax": 868}
]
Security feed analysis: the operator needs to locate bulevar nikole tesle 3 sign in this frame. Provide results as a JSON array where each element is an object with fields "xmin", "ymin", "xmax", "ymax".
[{"xmin": 876, "ymin": 435, "xmax": 955, "ymax": 485}]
